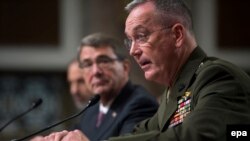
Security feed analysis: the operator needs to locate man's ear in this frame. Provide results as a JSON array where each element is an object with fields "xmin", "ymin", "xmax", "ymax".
[
  {"xmin": 172, "ymin": 23, "xmax": 185, "ymax": 48},
  {"xmin": 122, "ymin": 59, "xmax": 131, "ymax": 74}
]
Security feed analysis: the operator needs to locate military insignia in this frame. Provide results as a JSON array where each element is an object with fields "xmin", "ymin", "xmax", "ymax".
[
  {"xmin": 169, "ymin": 91, "xmax": 192, "ymax": 128},
  {"xmin": 112, "ymin": 111, "xmax": 117, "ymax": 118}
]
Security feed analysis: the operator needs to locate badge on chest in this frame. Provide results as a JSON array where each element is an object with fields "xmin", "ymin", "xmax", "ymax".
[{"xmin": 169, "ymin": 91, "xmax": 192, "ymax": 128}]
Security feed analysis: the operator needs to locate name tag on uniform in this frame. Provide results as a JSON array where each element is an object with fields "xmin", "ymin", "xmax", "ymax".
[{"xmin": 169, "ymin": 91, "xmax": 191, "ymax": 128}]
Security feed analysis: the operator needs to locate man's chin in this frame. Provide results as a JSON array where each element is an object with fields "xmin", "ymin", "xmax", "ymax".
[
  {"xmin": 92, "ymin": 87, "xmax": 107, "ymax": 95},
  {"xmin": 144, "ymin": 71, "xmax": 155, "ymax": 81}
]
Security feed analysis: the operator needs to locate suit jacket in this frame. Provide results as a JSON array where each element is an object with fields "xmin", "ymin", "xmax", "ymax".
[
  {"xmin": 75, "ymin": 81, "xmax": 159, "ymax": 141},
  {"xmin": 109, "ymin": 47, "xmax": 250, "ymax": 141}
]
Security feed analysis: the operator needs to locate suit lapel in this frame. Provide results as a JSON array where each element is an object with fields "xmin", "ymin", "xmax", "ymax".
[
  {"xmin": 95, "ymin": 108, "xmax": 119, "ymax": 139},
  {"xmin": 80, "ymin": 103, "xmax": 100, "ymax": 140},
  {"xmin": 158, "ymin": 90, "xmax": 166, "ymax": 129},
  {"xmin": 95, "ymin": 82, "xmax": 133, "ymax": 140},
  {"xmin": 160, "ymin": 47, "xmax": 207, "ymax": 130}
]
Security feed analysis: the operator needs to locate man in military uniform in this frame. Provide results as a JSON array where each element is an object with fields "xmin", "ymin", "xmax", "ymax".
[{"xmin": 30, "ymin": 0, "xmax": 250, "ymax": 141}]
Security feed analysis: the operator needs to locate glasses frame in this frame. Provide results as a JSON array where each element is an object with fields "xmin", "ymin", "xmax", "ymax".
[
  {"xmin": 124, "ymin": 25, "xmax": 173, "ymax": 51},
  {"xmin": 79, "ymin": 56, "xmax": 121, "ymax": 71}
]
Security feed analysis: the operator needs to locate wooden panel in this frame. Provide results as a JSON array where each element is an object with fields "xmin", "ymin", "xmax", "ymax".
[
  {"xmin": 218, "ymin": 0, "xmax": 250, "ymax": 48},
  {"xmin": 0, "ymin": 0, "xmax": 59, "ymax": 46}
]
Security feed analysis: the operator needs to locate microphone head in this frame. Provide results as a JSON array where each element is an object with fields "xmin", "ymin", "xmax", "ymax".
[
  {"xmin": 32, "ymin": 98, "xmax": 43, "ymax": 108},
  {"xmin": 88, "ymin": 95, "xmax": 100, "ymax": 107},
  {"xmin": 10, "ymin": 95, "xmax": 99, "ymax": 141}
]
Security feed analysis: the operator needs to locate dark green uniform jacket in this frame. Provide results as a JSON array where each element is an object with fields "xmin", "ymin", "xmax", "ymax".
[{"xmin": 109, "ymin": 46, "xmax": 250, "ymax": 141}]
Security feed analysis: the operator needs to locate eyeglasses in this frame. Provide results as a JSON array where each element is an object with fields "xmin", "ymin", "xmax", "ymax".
[
  {"xmin": 124, "ymin": 26, "xmax": 173, "ymax": 51},
  {"xmin": 79, "ymin": 55, "xmax": 120, "ymax": 71}
]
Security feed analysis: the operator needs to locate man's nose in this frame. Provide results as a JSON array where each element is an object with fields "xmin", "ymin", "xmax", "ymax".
[
  {"xmin": 91, "ymin": 63, "xmax": 103, "ymax": 75},
  {"xmin": 130, "ymin": 42, "xmax": 142, "ymax": 57}
]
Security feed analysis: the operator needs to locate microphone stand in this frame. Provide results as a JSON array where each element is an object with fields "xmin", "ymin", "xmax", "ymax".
[
  {"xmin": 0, "ymin": 98, "xmax": 42, "ymax": 132},
  {"xmin": 11, "ymin": 95, "xmax": 100, "ymax": 141}
]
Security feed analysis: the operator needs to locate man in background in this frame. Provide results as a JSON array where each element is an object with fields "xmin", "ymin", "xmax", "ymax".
[
  {"xmin": 67, "ymin": 59, "xmax": 93, "ymax": 110},
  {"xmin": 74, "ymin": 33, "xmax": 158, "ymax": 141},
  {"xmin": 31, "ymin": 33, "xmax": 159, "ymax": 141},
  {"xmin": 29, "ymin": 60, "xmax": 93, "ymax": 141}
]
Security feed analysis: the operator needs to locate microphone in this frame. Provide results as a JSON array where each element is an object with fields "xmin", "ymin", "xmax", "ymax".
[
  {"xmin": 0, "ymin": 98, "xmax": 43, "ymax": 132},
  {"xmin": 11, "ymin": 95, "xmax": 100, "ymax": 141}
]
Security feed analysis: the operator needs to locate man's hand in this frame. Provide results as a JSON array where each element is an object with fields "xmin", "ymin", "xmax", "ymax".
[
  {"xmin": 61, "ymin": 130, "xmax": 89, "ymax": 141},
  {"xmin": 29, "ymin": 130, "xmax": 89, "ymax": 141}
]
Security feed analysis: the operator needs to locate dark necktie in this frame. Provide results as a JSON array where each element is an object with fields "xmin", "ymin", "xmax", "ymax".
[{"xmin": 96, "ymin": 111, "xmax": 105, "ymax": 127}]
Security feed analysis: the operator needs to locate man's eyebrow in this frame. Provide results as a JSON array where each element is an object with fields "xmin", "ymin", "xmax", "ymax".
[
  {"xmin": 133, "ymin": 25, "xmax": 147, "ymax": 32},
  {"xmin": 125, "ymin": 25, "xmax": 147, "ymax": 37},
  {"xmin": 96, "ymin": 55, "xmax": 111, "ymax": 58},
  {"xmin": 80, "ymin": 58, "xmax": 91, "ymax": 62}
]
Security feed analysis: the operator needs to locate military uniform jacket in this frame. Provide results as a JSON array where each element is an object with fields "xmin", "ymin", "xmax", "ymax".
[
  {"xmin": 76, "ymin": 81, "xmax": 159, "ymax": 141},
  {"xmin": 109, "ymin": 47, "xmax": 250, "ymax": 141}
]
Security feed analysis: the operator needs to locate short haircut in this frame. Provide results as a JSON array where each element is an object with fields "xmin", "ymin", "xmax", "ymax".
[
  {"xmin": 125, "ymin": 0, "xmax": 193, "ymax": 33},
  {"xmin": 77, "ymin": 33, "xmax": 127, "ymax": 62}
]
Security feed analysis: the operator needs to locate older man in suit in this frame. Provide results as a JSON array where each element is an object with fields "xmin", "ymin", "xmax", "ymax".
[
  {"xmin": 29, "ymin": 33, "xmax": 158, "ymax": 141},
  {"xmin": 73, "ymin": 33, "xmax": 158, "ymax": 141}
]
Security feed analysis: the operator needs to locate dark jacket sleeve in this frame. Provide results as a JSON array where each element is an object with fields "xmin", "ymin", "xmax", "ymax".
[{"xmin": 118, "ymin": 86, "xmax": 159, "ymax": 135}]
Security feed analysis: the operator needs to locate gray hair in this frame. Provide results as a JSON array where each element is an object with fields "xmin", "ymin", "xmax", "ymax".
[
  {"xmin": 77, "ymin": 33, "xmax": 127, "ymax": 61},
  {"xmin": 125, "ymin": 0, "xmax": 193, "ymax": 32}
]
